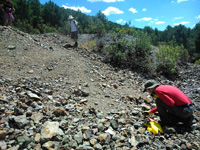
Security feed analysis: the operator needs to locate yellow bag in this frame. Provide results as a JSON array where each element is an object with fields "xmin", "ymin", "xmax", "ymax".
[{"xmin": 144, "ymin": 117, "xmax": 163, "ymax": 135}]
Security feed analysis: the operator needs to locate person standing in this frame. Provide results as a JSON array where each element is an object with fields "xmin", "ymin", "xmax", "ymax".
[
  {"xmin": 143, "ymin": 80, "xmax": 194, "ymax": 127},
  {"xmin": 3, "ymin": 0, "xmax": 15, "ymax": 26},
  {"xmin": 68, "ymin": 15, "xmax": 78, "ymax": 47},
  {"xmin": 0, "ymin": 2, "xmax": 4, "ymax": 25}
]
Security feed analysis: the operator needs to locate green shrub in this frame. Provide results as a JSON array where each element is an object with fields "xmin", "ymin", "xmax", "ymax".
[
  {"xmin": 39, "ymin": 24, "xmax": 58, "ymax": 33},
  {"xmin": 104, "ymin": 33, "xmax": 129, "ymax": 67},
  {"xmin": 156, "ymin": 43, "xmax": 189, "ymax": 76},
  {"xmin": 103, "ymin": 31, "xmax": 152, "ymax": 72},
  {"xmin": 194, "ymin": 59, "xmax": 200, "ymax": 65}
]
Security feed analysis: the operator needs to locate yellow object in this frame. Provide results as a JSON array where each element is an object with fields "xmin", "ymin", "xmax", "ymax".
[
  {"xmin": 143, "ymin": 110, "xmax": 151, "ymax": 115},
  {"xmin": 144, "ymin": 119, "xmax": 163, "ymax": 135},
  {"xmin": 153, "ymin": 94, "xmax": 159, "ymax": 98}
]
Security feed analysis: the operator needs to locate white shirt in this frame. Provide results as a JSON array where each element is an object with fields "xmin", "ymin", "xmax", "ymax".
[{"xmin": 70, "ymin": 20, "xmax": 78, "ymax": 32}]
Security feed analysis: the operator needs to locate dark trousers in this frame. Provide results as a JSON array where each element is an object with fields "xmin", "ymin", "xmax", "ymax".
[{"xmin": 156, "ymin": 98, "xmax": 194, "ymax": 125}]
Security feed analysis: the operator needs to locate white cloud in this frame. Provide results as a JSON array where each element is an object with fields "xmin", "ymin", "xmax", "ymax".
[
  {"xmin": 87, "ymin": 0, "xmax": 124, "ymax": 2},
  {"xmin": 177, "ymin": 0, "xmax": 189, "ymax": 3},
  {"xmin": 174, "ymin": 22, "xmax": 190, "ymax": 25},
  {"xmin": 174, "ymin": 17, "xmax": 184, "ymax": 20},
  {"xmin": 156, "ymin": 21, "xmax": 165, "ymax": 24},
  {"xmin": 171, "ymin": 1, "xmax": 175, "ymax": 3},
  {"xmin": 135, "ymin": 17, "xmax": 153, "ymax": 22},
  {"xmin": 116, "ymin": 19, "xmax": 126, "ymax": 23},
  {"xmin": 129, "ymin": 8, "xmax": 138, "ymax": 14},
  {"xmin": 62, "ymin": 5, "xmax": 91, "ymax": 13},
  {"xmin": 142, "ymin": 8, "xmax": 147, "ymax": 12},
  {"xmin": 102, "ymin": 7, "xmax": 124, "ymax": 16},
  {"xmin": 196, "ymin": 15, "xmax": 200, "ymax": 19}
]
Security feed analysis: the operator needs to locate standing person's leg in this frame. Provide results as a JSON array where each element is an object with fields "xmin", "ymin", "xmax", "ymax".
[
  {"xmin": 8, "ymin": 19, "xmax": 12, "ymax": 26},
  {"xmin": 4, "ymin": 20, "xmax": 8, "ymax": 26},
  {"xmin": 74, "ymin": 38, "xmax": 77, "ymax": 47},
  {"xmin": 74, "ymin": 31, "xmax": 78, "ymax": 47},
  {"xmin": 4, "ymin": 12, "xmax": 8, "ymax": 26},
  {"xmin": 0, "ymin": 11, "xmax": 3, "ymax": 25},
  {"xmin": 8, "ymin": 14, "xmax": 14, "ymax": 26},
  {"xmin": 71, "ymin": 31, "xmax": 76, "ymax": 47}
]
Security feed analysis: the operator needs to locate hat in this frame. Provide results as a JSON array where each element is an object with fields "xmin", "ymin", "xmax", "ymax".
[
  {"xmin": 143, "ymin": 80, "xmax": 160, "ymax": 92},
  {"xmin": 68, "ymin": 15, "xmax": 74, "ymax": 20}
]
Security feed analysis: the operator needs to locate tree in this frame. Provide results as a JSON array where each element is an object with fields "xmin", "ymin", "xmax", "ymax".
[
  {"xmin": 194, "ymin": 23, "xmax": 200, "ymax": 53},
  {"xmin": 15, "ymin": 0, "xmax": 30, "ymax": 21},
  {"xmin": 43, "ymin": 1, "xmax": 62, "ymax": 27},
  {"xmin": 29, "ymin": 0, "xmax": 42, "ymax": 28},
  {"xmin": 96, "ymin": 11, "xmax": 107, "ymax": 22}
]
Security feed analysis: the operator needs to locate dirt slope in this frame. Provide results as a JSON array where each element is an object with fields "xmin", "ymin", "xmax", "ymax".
[{"xmin": 0, "ymin": 26, "xmax": 146, "ymax": 115}]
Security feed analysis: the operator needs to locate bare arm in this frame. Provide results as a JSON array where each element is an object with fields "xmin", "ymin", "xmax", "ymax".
[
  {"xmin": 0, "ymin": 4, "xmax": 3, "ymax": 10},
  {"xmin": 12, "ymin": 7, "xmax": 15, "ymax": 13}
]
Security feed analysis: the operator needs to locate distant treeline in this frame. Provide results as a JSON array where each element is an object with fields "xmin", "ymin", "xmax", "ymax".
[{"xmin": 0, "ymin": 0, "xmax": 199, "ymax": 62}]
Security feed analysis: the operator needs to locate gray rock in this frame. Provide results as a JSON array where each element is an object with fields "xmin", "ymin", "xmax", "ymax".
[
  {"xmin": 93, "ymin": 143, "xmax": 102, "ymax": 150},
  {"xmin": 0, "ymin": 141, "xmax": 7, "ymax": 150},
  {"xmin": 17, "ymin": 136, "xmax": 31, "ymax": 147},
  {"xmin": 166, "ymin": 144, "xmax": 173, "ymax": 150},
  {"xmin": 8, "ymin": 45, "xmax": 16, "ymax": 50},
  {"xmin": 96, "ymin": 113, "xmax": 103, "ymax": 119},
  {"xmin": 110, "ymin": 119, "xmax": 118, "ymax": 130},
  {"xmin": 65, "ymin": 104, "xmax": 75, "ymax": 110},
  {"xmin": 14, "ymin": 115, "xmax": 29, "ymax": 128},
  {"xmin": 77, "ymin": 145, "xmax": 94, "ymax": 150},
  {"xmin": 97, "ymin": 123, "xmax": 104, "ymax": 132},
  {"xmin": 74, "ymin": 134, "xmax": 83, "ymax": 144},
  {"xmin": 27, "ymin": 91, "xmax": 40, "ymax": 100}
]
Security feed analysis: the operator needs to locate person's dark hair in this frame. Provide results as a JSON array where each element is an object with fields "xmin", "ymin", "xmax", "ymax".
[{"xmin": 5, "ymin": 0, "xmax": 12, "ymax": 6}]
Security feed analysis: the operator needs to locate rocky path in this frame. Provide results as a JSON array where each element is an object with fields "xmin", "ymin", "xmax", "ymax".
[{"xmin": 0, "ymin": 26, "xmax": 199, "ymax": 150}]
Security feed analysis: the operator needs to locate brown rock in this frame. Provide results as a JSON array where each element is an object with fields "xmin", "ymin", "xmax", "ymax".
[
  {"xmin": 138, "ymin": 128, "xmax": 146, "ymax": 134},
  {"xmin": 186, "ymin": 142, "xmax": 192, "ymax": 149},
  {"xmin": 98, "ymin": 133, "xmax": 108, "ymax": 142},
  {"xmin": 82, "ymin": 126, "xmax": 90, "ymax": 133},
  {"xmin": 31, "ymin": 112, "xmax": 44, "ymax": 124},
  {"xmin": 41, "ymin": 121, "xmax": 60, "ymax": 139},
  {"xmin": 20, "ymin": 103, "xmax": 29, "ymax": 109},
  {"xmin": 90, "ymin": 138, "xmax": 97, "ymax": 146},
  {"xmin": 52, "ymin": 108, "xmax": 66, "ymax": 117},
  {"xmin": 144, "ymin": 96, "xmax": 151, "ymax": 103},
  {"xmin": 35, "ymin": 133, "xmax": 41, "ymax": 143},
  {"xmin": 0, "ymin": 129, "xmax": 7, "ymax": 140},
  {"xmin": 28, "ymin": 70, "xmax": 34, "ymax": 74}
]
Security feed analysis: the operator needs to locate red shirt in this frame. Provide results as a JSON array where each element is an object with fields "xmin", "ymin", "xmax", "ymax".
[{"xmin": 151, "ymin": 85, "xmax": 191, "ymax": 113}]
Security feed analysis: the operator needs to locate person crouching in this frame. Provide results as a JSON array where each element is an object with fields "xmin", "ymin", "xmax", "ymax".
[{"xmin": 143, "ymin": 80, "xmax": 194, "ymax": 127}]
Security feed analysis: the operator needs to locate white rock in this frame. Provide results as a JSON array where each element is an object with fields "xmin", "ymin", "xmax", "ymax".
[{"xmin": 41, "ymin": 121, "xmax": 60, "ymax": 139}]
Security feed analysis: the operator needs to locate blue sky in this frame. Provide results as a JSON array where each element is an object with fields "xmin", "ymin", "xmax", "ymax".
[{"xmin": 39, "ymin": 0, "xmax": 200, "ymax": 31}]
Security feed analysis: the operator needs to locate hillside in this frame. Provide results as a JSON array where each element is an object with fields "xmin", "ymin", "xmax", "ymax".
[{"xmin": 0, "ymin": 26, "xmax": 200, "ymax": 150}]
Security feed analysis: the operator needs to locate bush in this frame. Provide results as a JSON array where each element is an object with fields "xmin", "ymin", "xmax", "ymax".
[
  {"xmin": 156, "ymin": 43, "xmax": 189, "ymax": 76},
  {"xmin": 104, "ymin": 33, "xmax": 129, "ymax": 67},
  {"xmin": 103, "ymin": 31, "xmax": 152, "ymax": 73},
  {"xmin": 79, "ymin": 40, "xmax": 97, "ymax": 52},
  {"xmin": 194, "ymin": 59, "xmax": 200, "ymax": 65},
  {"xmin": 39, "ymin": 24, "xmax": 58, "ymax": 33}
]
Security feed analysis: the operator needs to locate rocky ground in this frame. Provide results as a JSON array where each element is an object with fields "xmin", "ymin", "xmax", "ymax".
[{"xmin": 0, "ymin": 26, "xmax": 200, "ymax": 150}]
